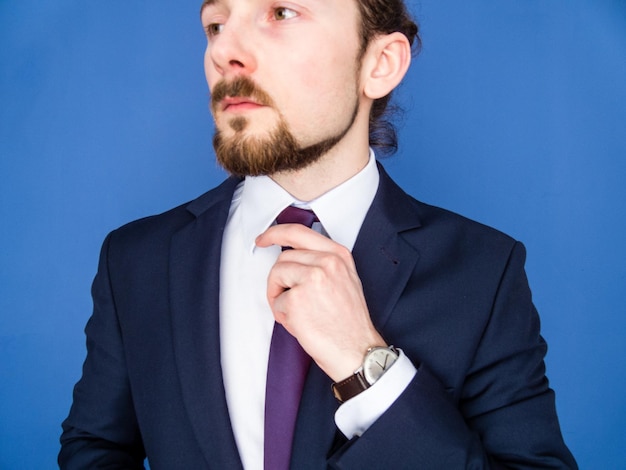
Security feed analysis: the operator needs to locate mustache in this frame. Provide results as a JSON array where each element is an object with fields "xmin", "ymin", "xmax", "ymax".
[{"xmin": 210, "ymin": 76, "xmax": 274, "ymax": 112}]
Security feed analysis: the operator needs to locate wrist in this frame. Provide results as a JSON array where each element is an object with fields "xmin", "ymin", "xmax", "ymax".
[
  {"xmin": 331, "ymin": 345, "xmax": 399, "ymax": 403},
  {"xmin": 323, "ymin": 332, "xmax": 387, "ymax": 382}
]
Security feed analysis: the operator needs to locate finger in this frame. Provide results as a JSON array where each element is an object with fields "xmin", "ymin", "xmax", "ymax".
[
  {"xmin": 266, "ymin": 266, "xmax": 306, "ymax": 333},
  {"xmin": 269, "ymin": 286, "xmax": 292, "ymax": 326},
  {"xmin": 256, "ymin": 223, "xmax": 347, "ymax": 254},
  {"xmin": 275, "ymin": 247, "xmax": 334, "ymax": 266},
  {"xmin": 266, "ymin": 259, "xmax": 314, "ymax": 304},
  {"xmin": 276, "ymin": 251, "xmax": 359, "ymax": 285}
]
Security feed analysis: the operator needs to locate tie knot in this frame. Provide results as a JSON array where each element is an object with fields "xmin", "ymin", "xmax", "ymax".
[{"xmin": 276, "ymin": 206, "xmax": 318, "ymax": 229}]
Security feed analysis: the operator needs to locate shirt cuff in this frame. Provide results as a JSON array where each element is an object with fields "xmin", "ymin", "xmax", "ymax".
[{"xmin": 334, "ymin": 350, "xmax": 417, "ymax": 438}]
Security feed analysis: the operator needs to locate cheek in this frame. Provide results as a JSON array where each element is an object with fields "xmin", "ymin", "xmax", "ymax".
[
  {"xmin": 303, "ymin": 48, "xmax": 357, "ymax": 91},
  {"xmin": 286, "ymin": 53, "xmax": 358, "ymax": 107},
  {"xmin": 279, "ymin": 51, "xmax": 359, "ymax": 124}
]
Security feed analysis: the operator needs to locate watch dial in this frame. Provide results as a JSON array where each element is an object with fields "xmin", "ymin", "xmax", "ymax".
[{"xmin": 363, "ymin": 349, "xmax": 397, "ymax": 384}]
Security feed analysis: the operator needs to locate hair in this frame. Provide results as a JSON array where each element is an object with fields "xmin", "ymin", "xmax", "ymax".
[{"xmin": 356, "ymin": 0, "xmax": 421, "ymax": 156}]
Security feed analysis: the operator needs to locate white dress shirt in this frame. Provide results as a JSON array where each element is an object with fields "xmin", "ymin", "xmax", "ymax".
[{"xmin": 219, "ymin": 151, "xmax": 416, "ymax": 470}]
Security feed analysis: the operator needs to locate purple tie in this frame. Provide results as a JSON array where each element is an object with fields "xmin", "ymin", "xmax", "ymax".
[{"xmin": 264, "ymin": 206, "xmax": 317, "ymax": 470}]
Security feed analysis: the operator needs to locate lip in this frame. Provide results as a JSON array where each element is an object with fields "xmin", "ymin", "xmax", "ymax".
[{"xmin": 221, "ymin": 97, "xmax": 265, "ymax": 113}]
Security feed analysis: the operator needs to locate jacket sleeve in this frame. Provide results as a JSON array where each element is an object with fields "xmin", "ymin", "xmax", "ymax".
[
  {"xmin": 328, "ymin": 242, "xmax": 577, "ymax": 469},
  {"xmin": 59, "ymin": 232, "xmax": 146, "ymax": 469}
]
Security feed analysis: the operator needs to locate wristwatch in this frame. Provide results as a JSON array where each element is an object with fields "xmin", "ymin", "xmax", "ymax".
[{"xmin": 332, "ymin": 346, "xmax": 399, "ymax": 403}]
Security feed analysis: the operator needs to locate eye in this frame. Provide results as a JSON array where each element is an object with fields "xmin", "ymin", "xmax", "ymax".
[
  {"xmin": 273, "ymin": 7, "xmax": 297, "ymax": 21},
  {"xmin": 205, "ymin": 23, "xmax": 224, "ymax": 37}
]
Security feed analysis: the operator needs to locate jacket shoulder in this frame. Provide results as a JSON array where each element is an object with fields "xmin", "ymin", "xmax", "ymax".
[{"xmin": 413, "ymin": 197, "xmax": 516, "ymax": 246}]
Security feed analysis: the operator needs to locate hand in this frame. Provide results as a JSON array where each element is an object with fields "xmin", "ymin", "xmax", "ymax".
[{"xmin": 255, "ymin": 223, "xmax": 386, "ymax": 381}]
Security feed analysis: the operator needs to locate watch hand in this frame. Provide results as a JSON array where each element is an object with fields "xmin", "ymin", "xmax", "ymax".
[{"xmin": 375, "ymin": 360, "xmax": 384, "ymax": 369}]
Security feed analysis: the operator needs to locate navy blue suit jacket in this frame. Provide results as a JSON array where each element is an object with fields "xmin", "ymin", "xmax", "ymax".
[{"xmin": 60, "ymin": 165, "xmax": 576, "ymax": 469}]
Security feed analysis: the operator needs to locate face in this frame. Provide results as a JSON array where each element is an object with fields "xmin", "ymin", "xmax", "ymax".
[{"xmin": 201, "ymin": 0, "xmax": 366, "ymax": 176}]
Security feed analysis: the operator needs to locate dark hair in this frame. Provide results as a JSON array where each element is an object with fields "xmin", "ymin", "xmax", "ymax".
[{"xmin": 356, "ymin": 0, "xmax": 421, "ymax": 156}]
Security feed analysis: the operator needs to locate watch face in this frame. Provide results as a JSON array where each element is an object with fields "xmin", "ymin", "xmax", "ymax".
[{"xmin": 363, "ymin": 348, "xmax": 398, "ymax": 384}]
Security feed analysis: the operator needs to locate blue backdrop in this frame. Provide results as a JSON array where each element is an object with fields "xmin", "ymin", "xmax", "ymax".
[{"xmin": 1, "ymin": 1, "xmax": 625, "ymax": 468}]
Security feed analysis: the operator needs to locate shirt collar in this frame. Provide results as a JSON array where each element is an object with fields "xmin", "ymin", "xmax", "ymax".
[{"xmin": 239, "ymin": 149, "xmax": 380, "ymax": 252}]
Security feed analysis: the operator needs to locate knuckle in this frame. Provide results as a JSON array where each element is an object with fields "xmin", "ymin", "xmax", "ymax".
[
  {"xmin": 335, "ymin": 245, "xmax": 351, "ymax": 259},
  {"xmin": 320, "ymin": 253, "xmax": 345, "ymax": 275},
  {"xmin": 309, "ymin": 265, "xmax": 327, "ymax": 284}
]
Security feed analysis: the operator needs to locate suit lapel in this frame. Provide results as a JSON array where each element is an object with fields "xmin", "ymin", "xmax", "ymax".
[
  {"xmin": 169, "ymin": 177, "xmax": 244, "ymax": 469},
  {"xmin": 353, "ymin": 164, "xmax": 422, "ymax": 331},
  {"xmin": 291, "ymin": 164, "xmax": 423, "ymax": 465}
]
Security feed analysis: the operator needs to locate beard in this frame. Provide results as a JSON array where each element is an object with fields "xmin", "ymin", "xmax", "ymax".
[{"xmin": 211, "ymin": 76, "xmax": 359, "ymax": 177}]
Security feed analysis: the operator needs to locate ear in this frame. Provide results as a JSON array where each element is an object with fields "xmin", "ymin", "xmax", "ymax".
[{"xmin": 361, "ymin": 32, "xmax": 412, "ymax": 100}]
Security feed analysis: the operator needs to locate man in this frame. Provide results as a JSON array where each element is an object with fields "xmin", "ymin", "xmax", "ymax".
[{"xmin": 59, "ymin": 0, "xmax": 577, "ymax": 468}]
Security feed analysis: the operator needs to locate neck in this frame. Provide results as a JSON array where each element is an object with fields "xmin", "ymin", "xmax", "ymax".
[
  {"xmin": 270, "ymin": 137, "xmax": 370, "ymax": 202},
  {"xmin": 269, "ymin": 107, "xmax": 372, "ymax": 201}
]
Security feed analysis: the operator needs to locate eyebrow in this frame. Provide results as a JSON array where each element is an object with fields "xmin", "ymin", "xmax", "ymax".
[{"xmin": 200, "ymin": 0, "xmax": 218, "ymax": 15}]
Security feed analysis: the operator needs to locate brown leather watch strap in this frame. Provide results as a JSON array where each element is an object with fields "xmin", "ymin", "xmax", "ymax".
[{"xmin": 332, "ymin": 372, "xmax": 369, "ymax": 403}]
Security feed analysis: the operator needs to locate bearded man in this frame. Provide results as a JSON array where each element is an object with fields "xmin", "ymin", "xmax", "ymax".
[{"xmin": 59, "ymin": 1, "xmax": 577, "ymax": 468}]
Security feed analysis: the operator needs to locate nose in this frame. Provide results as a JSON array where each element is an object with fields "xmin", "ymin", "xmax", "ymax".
[{"xmin": 206, "ymin": 18, "xmax": 257, "ymax": 79}]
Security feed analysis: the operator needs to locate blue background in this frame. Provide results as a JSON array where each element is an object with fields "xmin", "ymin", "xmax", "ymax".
[{"xmin": 1, "ymin": 1, "xmax": 625, "ymax": 468}]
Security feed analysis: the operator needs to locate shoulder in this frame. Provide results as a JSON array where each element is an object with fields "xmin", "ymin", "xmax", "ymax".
[
  {"xmin": 373, "ymin": 166, "xmax": 525, "ymax": 292},
  {"xmin": 413, "ymin": 197, "xmax": 516, "ymax": 250}
]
